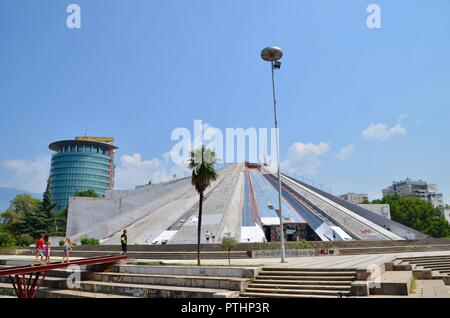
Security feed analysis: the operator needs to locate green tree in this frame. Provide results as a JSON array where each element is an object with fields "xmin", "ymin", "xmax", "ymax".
[
  {"xmin": 1, "ymin": 194, "xmax": 41, "ymax": 236},
  {"xmin": 0, "ymin": 232, "xmax": 16, "ymax": 248},
  {"xmin": 188, "ymin": 146, "xmax": 219, "ymax": 266},
  {"xmin": 221, "ymin": 232, "xmax": 238, "ymax": 265},
  {"xmin": 30, "ymin": 180, "xmax": 57, "ymax": 237},
  {"xmin": 378, "ymin": 195, "xmax": 449, "ymax": 238},
  {"xmin": 74, "ymin": 189, "xmax": 99, "ymax": 197}
]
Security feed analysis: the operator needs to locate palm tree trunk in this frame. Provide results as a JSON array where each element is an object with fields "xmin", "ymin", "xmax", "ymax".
[{"xmin": 197, "ymin": 191, "xmax": 203, "ymax": 266}]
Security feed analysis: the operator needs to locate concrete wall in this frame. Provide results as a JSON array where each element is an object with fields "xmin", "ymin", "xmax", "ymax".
[
  {"xmin": 358, "ymin": 204, "xmax": 391, "ymax": 219},
  {"xmin": 67, "ymin": 178, "xmax": 192, "ymax": 240}
]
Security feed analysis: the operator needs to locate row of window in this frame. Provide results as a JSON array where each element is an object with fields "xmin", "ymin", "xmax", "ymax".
[
  {"xmin": 50, "ymin": 179, "xmax": 110, "ymax": 189},
  {"xmin": 58, "ymin": 145, "xmax": 111, "ymax": 155},
  {"xmin": 53, "ymin": 153, "xmax": 111, "ymax": 162},
  {"xmin": 50, "ymin": 167, "xmax": 110, "ymax": 177},
  {"xmin": 50, "ymin": 172, "xmax": 110, "ymax": 182},
  {"xmin": 51, "ymin": 160, "xmax": 111, "ymax": 170}
]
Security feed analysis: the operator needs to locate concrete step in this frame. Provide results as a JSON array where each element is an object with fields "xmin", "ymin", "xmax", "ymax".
[
  {"xmin": 244, "ymin": 287, "xmax": 348, "ymax": 296},
  {"xmin": 0, "ymin": 282, "xmax": 16, "ymax": 297},
  {"xmin": 258, "ymin": 270, "xmax": 356, "ymax": 277},
  {"xmin": 405, "ymin": 260, "xmax": 450, "ymax": 266},
  {"xmin": 88, "ymin": 271, "xmax": 249, "ymax": 291},
  {"xmin": 254, "ymin": 279, "xmax": 354, "ymax": 285},
  {"xmin": 421, "ymin": 265, "xmax": 450, "ymax": 271},
  {"xmin": 256, "ymin": 275, "xmax": 355, "ymax": 281},
  {"xmin": 240, "ymin": 292, "xmax": 338, "ymax": 298},
  {"xmin": 403, "ymin": 258, "xmax": 450, "ymax": 264},
  {"xmin": 339, "ymin": 246, "xmax": 450, "ymax": 255},
  {"xmin": 263, "ymin": 267, "xmax": 356, "ymax": 272},
  {"xmin": 248, "ymin": 283, "xmax": 351, "ymax": 291},
  {"xmin": 111, "ymin": 264, "xmax": 258, "ymax": 279},
  {"xmin": 399, "ymin": 256, "xmax": 450, "ymax": 262},
  {"xmin": 40, "ymin": 288, "xmax": 138, "ymax": 298},
  {"xmin": 0, "ymin": 275, "xmax": 67, "ymax": 289},
  {"xmin": 77, "ymin": 280, "xmax": 239, "ymax": 298},
  {"xmin": 45, "ymin": 268, "xmax": 89, "ymax": 279}
]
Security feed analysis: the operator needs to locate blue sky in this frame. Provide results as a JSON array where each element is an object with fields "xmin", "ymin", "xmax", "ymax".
[{"xmin": 0, "ymin": 0, "xmax": 449, "ymax": 204}]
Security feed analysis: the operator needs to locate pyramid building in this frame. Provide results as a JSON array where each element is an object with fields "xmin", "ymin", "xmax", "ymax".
[{"xmin": 66, "ymin": 163, "xmax": 428, "ymax": 245}]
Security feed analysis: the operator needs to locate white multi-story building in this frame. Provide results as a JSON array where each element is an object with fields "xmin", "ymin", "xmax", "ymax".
[{"xmin": 382, "ymin": 178, "xmax": 444, "ymax": 208}]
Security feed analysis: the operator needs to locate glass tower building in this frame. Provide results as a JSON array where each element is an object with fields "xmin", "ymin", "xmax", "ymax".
[{"xmin": 48, "ymin": 138, "xmax": 117, "ymax": 210}]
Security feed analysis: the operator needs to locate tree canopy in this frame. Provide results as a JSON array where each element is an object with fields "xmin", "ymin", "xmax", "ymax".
[
  {"xmin": 373, "ymin": 195, "xmax": 450, "ymax": 238},
  {"xmin": 0, "ymin": 182, "xmax": 67, "ymax": 245}
]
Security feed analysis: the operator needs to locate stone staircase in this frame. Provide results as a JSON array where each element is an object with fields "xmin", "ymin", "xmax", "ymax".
[
  {"xmin": 398, "ymin": 255, "xmax": 450, "ymax": 274},
  {"xmin": 241, "ymin": 268, "xmax": 357, "ymax": 298},
  {"xmin": 396, "ymin": 255, "xmax": 450, "ymax": 285},
  {"xmin": 0, "ymin": 262, "xmax": 252, "ymax": 298}
]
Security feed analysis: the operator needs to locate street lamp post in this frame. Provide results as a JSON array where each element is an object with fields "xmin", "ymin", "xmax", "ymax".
[{"xmin": 261, "ymin": 46, "xmax": 286, "ymax": 263}]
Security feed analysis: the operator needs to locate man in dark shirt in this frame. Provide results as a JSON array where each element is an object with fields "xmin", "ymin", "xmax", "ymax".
[{"xmin": 121, "ymin": 229, "xmax": 128, "ymax": 255}]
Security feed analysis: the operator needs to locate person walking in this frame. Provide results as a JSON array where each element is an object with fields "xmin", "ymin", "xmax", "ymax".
[
  {"xmin": 62, "ymin": 238, "xmax": 72, "ymax": 263},
  {"xmin": 205, "ymin": 231, "xmax": 210, "ymax": 244},
  {"xmin": 44, "ymin": 240, "xmax": 52, "ymax": 264},
  {"xmin": 33, "ymin": 234, "xmax": 46, "ymax": 266},
  {"xmin": 121, "ymin": 229, "xmax": 128, "ymax": 255},
  {"xmin": 211, "ymin": 233, "xmax": 215, "ymax": 244}
]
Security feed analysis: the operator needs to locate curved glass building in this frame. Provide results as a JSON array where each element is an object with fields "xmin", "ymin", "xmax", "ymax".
[{"xmin": 48, "ymin": 138, "xmax": 118, "ymax": 210}]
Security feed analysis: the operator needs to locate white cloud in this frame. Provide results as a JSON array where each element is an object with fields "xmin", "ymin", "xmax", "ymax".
[
  {"xmin": 0, "ymin": 155, "xmax": 51, "ymax": 193},
  {"xmin": 362, "ymin": 123, "xmax": 406, "ymax": 142},
  {"xmin": 115, "ymin": 153, "xmax": 190, "ymax": 190},
  {"xmin": 281, "ymin": 142, "xmax": 330, "ymax": 176},
  {"xmin": 336, "ymin": 144, "xmax": 355, "ymax": 161}
]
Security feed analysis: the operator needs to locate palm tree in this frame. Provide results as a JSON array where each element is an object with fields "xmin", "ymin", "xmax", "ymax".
[{"xmin": 188, "ymin": 146, "xmax": 218, "ymax": 266}]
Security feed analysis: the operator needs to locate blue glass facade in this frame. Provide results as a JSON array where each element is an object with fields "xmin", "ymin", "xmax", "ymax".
[{"xmin": 49, "ymin": 140, "xmax": 116, "ymax": 211}]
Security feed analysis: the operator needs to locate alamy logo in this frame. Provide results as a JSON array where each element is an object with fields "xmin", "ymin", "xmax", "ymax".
[
  {"xmin": 66, "ymin": 4, "xmax": 81, "ymax": 29},
  {"xmin": 66, "ymin": 264, "xmax": 81, "ymax": 289},
  {"xmin": 366, "ymin": 4, "xmax": 382, "ymax": 29},
  {"xmin": 170, "ymin": 120, "xmax": 278, "ymax": 165}
]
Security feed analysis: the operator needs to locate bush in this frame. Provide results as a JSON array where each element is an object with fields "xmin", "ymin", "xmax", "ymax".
[
  {"xmin": 0, "ymin": 232, "xmax": 16, "ymax": 248},
  {"xmin": 80, "ymin": 237, "xmax": 100, "ymax": 245},
  {"xmin": 15, "ymin": 234, "xmax": 34, "ymax": 247},
  {"xmin": 221, "ymin": 232, "xmax": 238, "ymax": 265}
]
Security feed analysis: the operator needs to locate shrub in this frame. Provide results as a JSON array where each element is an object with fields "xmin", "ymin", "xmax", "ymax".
[
  {"xmin": 80, "ymin": 237, "xmax": 100, "ymax": 245},
  {"xmin": 15, "ymin": 234, "xmax": 34, "ymax": 247},
  {"xmin": 0, "ymin": 232, "xmax": 16, "ymax": 248},
  {"xmin": 221, "ymin": 232, "xmax": 238, "ymax": 265}
]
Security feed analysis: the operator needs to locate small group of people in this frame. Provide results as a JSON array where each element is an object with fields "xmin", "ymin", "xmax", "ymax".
[
  {"xmin": 33, "ymin": 234, "xmax": 72, "ymax": 266},
  {"xmin": 205, "ymin": 231, "xmax": 215, "ymax": 244},
  {"xmin": 31, "ymin": 229, "xmax": 126, "ymax": 267}
]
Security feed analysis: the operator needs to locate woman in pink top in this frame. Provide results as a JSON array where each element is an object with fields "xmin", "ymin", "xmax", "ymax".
[{"xmin": 44, "ymin": 241, "xmax": 51, "ymax": 264}]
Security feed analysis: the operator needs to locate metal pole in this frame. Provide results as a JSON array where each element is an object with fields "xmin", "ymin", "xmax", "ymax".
[{"xmin": 271, "ymin": 61, "xmax": 286, "ymax": 263}]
